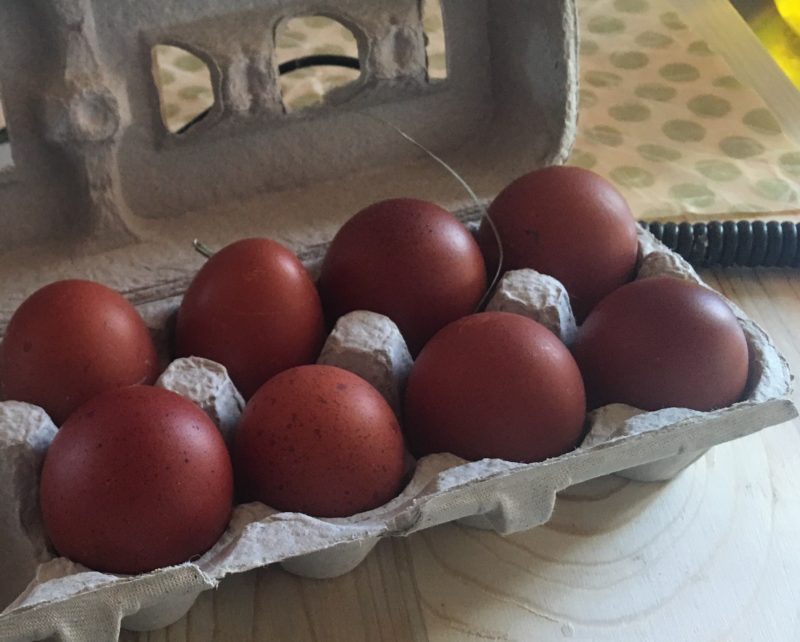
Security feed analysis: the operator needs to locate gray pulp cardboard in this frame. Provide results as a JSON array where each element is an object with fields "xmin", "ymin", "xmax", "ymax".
[
  {"xmin": 0, "ymin": 0, "xmax": 577, "ymax": 324},
  {"xmin": 0, "ymin": 0, "xmax": 795, "ymax": 640}
]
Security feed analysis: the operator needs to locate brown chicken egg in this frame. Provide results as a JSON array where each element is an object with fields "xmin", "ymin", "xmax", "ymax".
[
  {"xmin": 318, "ymin": 198, "xmax": 487, "ymax": 355},
  {"xmin": 477, "ymin": 166, "xmax": 639, "ymax": 321},
  {"xmin": 404, "ymin": 312, "xmax": 586, "ymax": 463},
  {"xmin": 39, "ymin": 385, "xmax": 234, "ymax": 575},
  {"xmin": 572, "ymin": 276, "xmax": 750, "ymax": 411},
  {"xmin": 234, "ymin": 365, "xmax": 406, "ymax": 517},
  {"xmin": 0, "ymin": 280, "xmax": 159, "ymax": 425},
  {"xmin": 175, "ymin": 238, "xmax": 326, "ymax": 398}
]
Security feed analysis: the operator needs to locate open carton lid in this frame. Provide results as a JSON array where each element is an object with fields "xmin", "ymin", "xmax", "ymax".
[{"xmin": 0, "ymin": 0, "xmax": 578, "ymax": 329}]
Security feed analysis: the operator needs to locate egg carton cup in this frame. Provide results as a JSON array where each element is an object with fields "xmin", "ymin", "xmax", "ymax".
[{"xmin": 0, "ymin": 227, "xmax": 794, "ymax": 642}]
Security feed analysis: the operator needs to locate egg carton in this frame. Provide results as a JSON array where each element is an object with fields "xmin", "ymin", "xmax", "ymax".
[
  {"xmin": 0, "ymin": 227, "xmax": 795, "ymax": 642},
  {"xmin": 0, "ymin": 0, "xmax": 795, "ymax": 637}
]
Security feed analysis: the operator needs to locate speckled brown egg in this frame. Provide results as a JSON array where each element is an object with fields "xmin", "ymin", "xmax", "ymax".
[
  {"xmin": 318, "ymin": 198, "xmax": 487, "ymax": 355},
  {"xmin": 175, "ymin": 238, "xmax": 326, "ymax": 398},
  {"xmin": 0, "ymin": 280, "xmax": 159, "ymax": 425},
  {"xmin": 234, "ymin": 365, "xmax": 406, "ymax": 517},
  {"xmin": 404, "ymin": 312, "xmax": 587, "ymax": 463},
  {"xmin": 477, "ymin": 166, "xmax": 639, "ymax": 321},
  {"xmin": 39, "ymin": 385, "xmax": 233, "ymax": 575},
  {"xmin": 572, "ymin": 276, "xmax": 750, "ymax": 411}
]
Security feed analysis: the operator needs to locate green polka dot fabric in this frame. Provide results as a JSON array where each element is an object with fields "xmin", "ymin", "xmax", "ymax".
[
  {"xmin": 274, "ymin": 16, "xmax": 360, "ymax": 111},
  {"xmin": 150, "ymin": 0, "xmax": 799, "ymax": 215},
  {"xmin": 152, "ymin": 45, "xmax": 215, "ymax": 133},
  {"xmin": 574, "ymin": 0, "xmax": 799, "ymax": 216}
]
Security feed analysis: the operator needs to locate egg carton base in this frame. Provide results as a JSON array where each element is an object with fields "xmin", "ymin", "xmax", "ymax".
[
  {"xmin": 0, "ymin": 229, "xmax": 795, "ymax": 641},
  {"xmin": 617, "ymin": 447, "xmax": 709, "ymax": 483},
  {"xmin": 121, "ymin": 588, "xmax": 204, "ymax": 632}
]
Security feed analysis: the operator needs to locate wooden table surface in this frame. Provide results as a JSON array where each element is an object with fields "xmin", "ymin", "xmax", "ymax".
[{"xmin": 118, "ymin": 265, "xmax": 800, "ymax": 641}]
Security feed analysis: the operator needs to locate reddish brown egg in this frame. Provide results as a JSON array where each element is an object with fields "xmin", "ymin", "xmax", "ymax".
[
  {"xmin": 318, "ymin": 198, "xmax": 487, "ymax": 355},
  {"xmin": 477, "ymin": 166, "xmax": 639, "ymax": 321},
  {"xmin": 39, "ymin": 385, "xmax": 233, "ymax": 574},
  {"xmin": 572, "ymin": 277, "xmax": 750, "ymax": 411},
  {"xmin": 234, "ymin": 365, "xmax": 406, "ymax": 517},
  {"xmin": 175, "ymin": 238, "xmax": 326, "ymax": 398},
  {"xmin": 0, "ymin": 280, "xmax": 159, "ymax": 425},
  {"xmin": 404, "ymin": 312, "xmax": 586, "ymax": 463}
]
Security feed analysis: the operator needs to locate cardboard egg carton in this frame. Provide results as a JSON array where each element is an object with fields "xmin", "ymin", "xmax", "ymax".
[
  {"xmin": 0, "ymin": 0, "xmax": 795, "ymax": 639},
  {"xmin": 0, "ymin": 226, "xmax": 795, "ymax": 641}
]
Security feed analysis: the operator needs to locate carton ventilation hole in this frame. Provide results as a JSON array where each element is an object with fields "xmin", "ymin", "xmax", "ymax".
[
  {"xmin": 151, "ymin": 45, "xmax": 215, "ymax": 134},
  {"xmin": 423, "ymin": 0, "xmax": 447, "ymax": 80},
  {"xmin": 275, "ymin": 16, "xmax": 361, "ymax": 113},
  {"xmin": 0, "ymin": 94, "xmax": 13, "ymax": 170}
]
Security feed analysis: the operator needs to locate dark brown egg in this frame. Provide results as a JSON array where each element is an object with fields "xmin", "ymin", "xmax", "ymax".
[
  {"xmin": 39, "ymin": 385, "xmax": 233, "ymax": 574},
  {"xmin": 0, "ymin": 280, "xmax": 159, "ymax": 425},
  {"xmin": 175, "ymin": 238, "xmax": 326, "ymax": 398},
  {"xmin": 404, "ymin": 312, "xmax": 586, "ymax": 463},
  {"xmin": 318, "ymin": 198, "xmax": 487, "ymax": 355},
  {"xmin": 477, "ymin": 166, "xmax": 639, "ymax": 321},
  {"xmin": 572, "ymin": 277, "xmax": 750, "ymax": 411},
  {"xmin": 234, "ymin": 365, "xmax": 406, "ymax": 517}
]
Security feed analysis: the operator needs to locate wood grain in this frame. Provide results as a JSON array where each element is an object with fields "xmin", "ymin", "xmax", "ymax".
[{"xmin": 120, "ymin": 268, "xmax": 800, "ymax": 642}]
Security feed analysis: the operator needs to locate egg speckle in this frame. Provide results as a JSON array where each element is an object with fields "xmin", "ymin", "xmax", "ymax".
[
  {"xmin": 0, "ymin": 280, "xmax": 159, "ymax": 425},
  {"xmin": 234, "ymin": 365, "xmax": 406, "ymax": 517},
  {"xmin": 318, "ymin": 198, "xmax": 487, "ymax": 354},
  {"xmin": 39, "ymin": 385, "xmax": 233, "ymax": 574},
  {"xmin": 572, "ymin": 277, "xmax": 750, "ymax": 411},
  {"xmin": 176, "ymin": 238, "xmax": 325, "ymax": 398},
  {"xmin": 404, "ymin": 312, "xmax": 586, "ymax": 463},
  {"xmin": 478, "ymin": 166, "xmax": 639, "ymax": 321}
]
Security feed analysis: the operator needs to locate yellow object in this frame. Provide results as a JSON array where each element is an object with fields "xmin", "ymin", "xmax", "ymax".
[
  {"xmin": 751, "ymin": 1, "xmax": 800, "ymax": 89},
  {"xmin": 775, "ymin": 0, "xmax": 800, "ymax": 36}
]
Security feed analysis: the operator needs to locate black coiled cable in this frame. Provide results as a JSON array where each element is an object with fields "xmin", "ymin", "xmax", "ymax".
[{"xmin": 639, "ymin": 220, "xmax": 800, "ymax": 268}]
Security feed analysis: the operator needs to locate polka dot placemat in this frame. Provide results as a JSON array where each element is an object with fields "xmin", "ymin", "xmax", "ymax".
[
  {"xmin": 152, "ymin": 45, "xmax": 215, "ymax": 133},
  {"xmin": 149, "ymin": 0, "xmax": 799, "ymax": 217},
  {"xmin": 573, "ymin": 0, "xmax": 799, "ymax": 217},
  {"xmin": 274, "ymin": 16, "xmax": 361, "ymax": 112}
]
